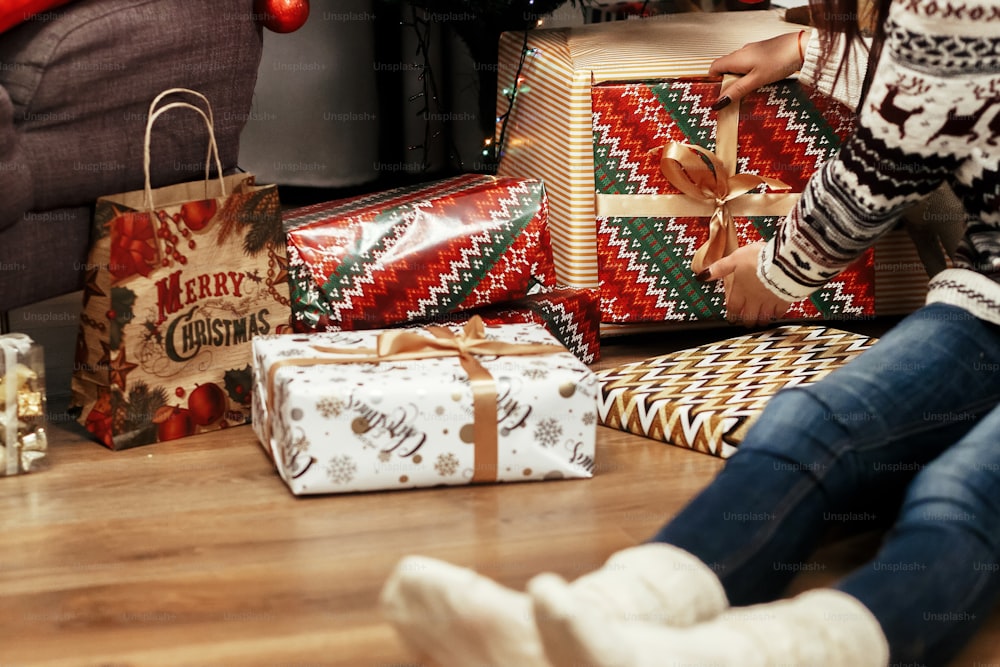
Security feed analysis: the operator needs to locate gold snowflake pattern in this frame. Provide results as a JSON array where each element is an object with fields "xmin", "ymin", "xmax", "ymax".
[
  {"xmin": 326, "ymin": 455, "xmax": 357, "ymax": 485},
  {"xmin": 377, "ymin": 450, "xmax": 392, "ymax": 463},
  {"xmin": 582, "ymin": 412, "xmax": 596, "ymax": 426},
  {"xmin": 534, "ymin": 418, "xmax": 563, "ymax": 448},
  {"xmin": 316, "ymin": 396, "xmax": 346, "ymax": 419},
  {"xmin": 435, "ymin": 453, "xmax": 459, "ymax": 477}
]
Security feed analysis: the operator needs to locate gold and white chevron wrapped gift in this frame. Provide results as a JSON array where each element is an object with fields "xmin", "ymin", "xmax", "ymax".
[
  {"xmin": 496, "ymin": 12, "xmax": 929, "ymax": 320},
  {"xmin": 595, "ymin": 326, "xmax": 876, "ymax": 458}
]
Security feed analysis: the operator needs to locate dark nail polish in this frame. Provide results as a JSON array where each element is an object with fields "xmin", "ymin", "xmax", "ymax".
[
  {"xmin": 694, "ymin": 268, "xmax": 712, "ymax": 282},
  {"xmin": 710, "ymin": 96, "xmax": 731, "ymax": 111}
]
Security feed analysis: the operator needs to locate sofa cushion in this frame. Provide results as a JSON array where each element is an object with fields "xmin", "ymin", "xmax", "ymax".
[
  {"xmin": 0, "ymin": 206, "xmax": 91, "ymax": 311},
  {"xmin": 0, "ymin": 0, "xmax": 262, "ymax": 224},
  {"xmin": 0, "ymin": 0, "xmax": 75, "ymax": 35},
  {"xmin": 0, "ymin": 0, "xmax": 263, "ymax": 313},
  {"xmin": 0, "ymin": 85, "xmax": 33, "ymax": 230}
]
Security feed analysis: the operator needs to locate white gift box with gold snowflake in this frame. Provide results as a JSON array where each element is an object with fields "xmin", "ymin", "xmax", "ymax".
[{"xmin": 251, "ymin": 318, "xmax": 599, "ymax": 495}]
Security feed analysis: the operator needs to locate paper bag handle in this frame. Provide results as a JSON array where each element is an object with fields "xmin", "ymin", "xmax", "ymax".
[{"xmin": 142, "ymin": 88, "xmax": 227, "ymax": 211}]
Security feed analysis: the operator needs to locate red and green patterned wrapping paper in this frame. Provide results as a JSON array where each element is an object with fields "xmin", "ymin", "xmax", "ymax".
[
  {"xmin": 593, "ymin": 77, "xmax": 877, "ymax": 323},
  {"xmin": 421, "ymin": 287, "xmax": 601, "ymax": 365},
  {"xmin": 285, "ymin": 174, "xmax": 557, "ymax": 332}
]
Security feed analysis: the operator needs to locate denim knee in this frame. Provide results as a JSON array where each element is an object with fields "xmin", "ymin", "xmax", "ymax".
[
  {"xmin": 740, "ymin": 386, "xmax": 858, "ymax": 463},
  {"xmin": 897, "ymin": 448, "xmax": 1000, "ymax": 551}
]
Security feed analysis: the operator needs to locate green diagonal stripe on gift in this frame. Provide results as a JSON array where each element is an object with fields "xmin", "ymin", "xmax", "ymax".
[
  {"xmin": 615, "ymin": 216, "xmax": 724, "ymax": 319},
  {"xmin": 784, "ymin": 83, "xmax": 843, "ymax": 161},
  {"xmin": 320, "ymin": 204, "xmax": 406, "ymax": 294},
  {"xmin": 318, "ymin": 189, "xmax": 541, "ymax": 314},
  {"xmin": 648, "ymin": 82, "xmax": 716, "ymax": 154}
]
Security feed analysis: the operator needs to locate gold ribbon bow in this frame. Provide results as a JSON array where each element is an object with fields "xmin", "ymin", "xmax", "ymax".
[
  {"xmin": 657, "ymin": 141, "xmax": 791, "ymax": 274},
  {"xmin": 266, "ymin": 317, "xmax": 566, "ymax": 483},
  {"xmin": 595, "ymin": 75, "xmax": 800, "ymax": 275}
]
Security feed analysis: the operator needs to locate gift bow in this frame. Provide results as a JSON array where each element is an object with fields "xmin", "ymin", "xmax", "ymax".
[
  {"xmin": 657, "ymin": 141, "xmax": 791, "ymax": 274},
  {"xmin": 595, "ymin": 75, "xmax": 800, "ymax": 275},
  {"xmin": 266, "ymin": 317, "xmax": 566, "ymax": 483}
]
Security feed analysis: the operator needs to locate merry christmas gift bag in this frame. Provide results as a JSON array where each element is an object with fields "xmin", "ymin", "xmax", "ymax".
[{"xmin": 71, "ymin": 89, "xmax": 290, "ymax": 450}]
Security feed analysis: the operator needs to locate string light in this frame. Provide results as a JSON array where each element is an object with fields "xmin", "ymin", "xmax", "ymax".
[
  {"xmin": 394, "ymin": 1, "xmax": 581, "ymax": 175},
  {"xmin": 402, "ymin": 6, "xmax": 464, "ymax": 174},
  {"xmin": 483, "ymin": 34, "xmax": 540, "ymax": 173}
]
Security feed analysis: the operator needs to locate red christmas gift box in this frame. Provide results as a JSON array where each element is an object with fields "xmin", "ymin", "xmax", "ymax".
[
  {"xmin": 423, "ymin": 286, "xmax": 602, "ymax": 364},
  {"xmin": 285, "ymin": 174, "xmax": 557, "ymax": 332},
  {"xmin": 593, "ymin": 76, "xmax": 876, "ymax": 323},
  {"xmin": 596, "ymin": 325, "xmax": 877, "ymax": 458},
  {"xmin": 495, "ymin": 13, "xmax": 930, "ymax": 326}
]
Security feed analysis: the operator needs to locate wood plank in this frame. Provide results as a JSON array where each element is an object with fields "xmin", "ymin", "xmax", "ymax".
[{"xmin": 1, "ymin": 322, "xmax": 997, "ymax": 666}]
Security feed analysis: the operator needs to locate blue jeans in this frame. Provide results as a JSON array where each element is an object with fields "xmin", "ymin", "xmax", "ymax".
[{"xmin": 652, "ymin": 303, "xmax": 1000, "ymax": 666}]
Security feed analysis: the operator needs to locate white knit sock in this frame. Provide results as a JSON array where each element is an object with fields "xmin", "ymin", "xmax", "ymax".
[
  {"xmin": 379, "ymin": 544, "xmax": 728, "ymax": 667},
  {"xmin": 380, "ymin": 555, "xmax": 545, "ymax": 667},
  {"xmin": 529, "ymin": 574, "xmax": 890, "ymax": 667}
]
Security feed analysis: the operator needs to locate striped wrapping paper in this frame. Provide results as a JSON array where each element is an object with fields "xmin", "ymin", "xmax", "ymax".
[{"xmin": 496, "ymin": 12, "xmax": 929, "ymax": 324}]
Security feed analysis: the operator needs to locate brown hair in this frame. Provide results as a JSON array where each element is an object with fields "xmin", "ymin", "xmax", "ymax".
[{"xmin": 809, "ymin": 0, "xmax": 892, "ymax": 111}]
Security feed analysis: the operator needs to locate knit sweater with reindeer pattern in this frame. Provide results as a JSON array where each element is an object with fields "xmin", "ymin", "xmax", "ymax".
[{"xmin": 759, "ymin": 0, "xmax": 1000, "ymax": 325}]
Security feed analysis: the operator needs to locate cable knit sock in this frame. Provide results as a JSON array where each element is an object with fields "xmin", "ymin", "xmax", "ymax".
[
  {"xmin": 529, "ymin": 574, "xmax": 889, "ymax": 667},
  {"xmin": 379, "ymin": 544, "xmax": 728, "ymax": 667},
  {"xmin": 380, "ymin": 555, "xmax": 547, "ymax": 667}
]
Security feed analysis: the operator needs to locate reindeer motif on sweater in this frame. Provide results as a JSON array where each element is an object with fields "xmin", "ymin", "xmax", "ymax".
[{"xmin": 760, "ymin": 0, "xmax": 1000, "ymax": 325}]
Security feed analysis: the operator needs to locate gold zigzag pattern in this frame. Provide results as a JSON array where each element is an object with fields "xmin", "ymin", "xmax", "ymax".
[{"xmin": 596, "ymin": 326, "xmax": 877, "ymax": 458}]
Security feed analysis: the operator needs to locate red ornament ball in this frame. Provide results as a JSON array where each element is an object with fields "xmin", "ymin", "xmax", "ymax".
[{"xmin": 255, "ymin": 0, "xmax": 310, "ymax": 33}]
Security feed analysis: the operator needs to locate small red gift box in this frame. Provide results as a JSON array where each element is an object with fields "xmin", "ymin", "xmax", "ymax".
[{"xmin": 423, "ymin": 286, "xmax": 601, "ymax": 364}]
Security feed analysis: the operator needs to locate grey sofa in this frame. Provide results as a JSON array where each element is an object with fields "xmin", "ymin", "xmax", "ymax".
[{"xmin": 0, "ymin": 0, "xmax": 264, "ymax": 318}]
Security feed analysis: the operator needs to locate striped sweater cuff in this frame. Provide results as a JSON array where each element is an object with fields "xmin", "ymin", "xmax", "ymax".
[
  {"xmin": 757, "ymin": 239, "xmax": 815, "ymax": 302},
  {"xmin": 927, "ymin": 269, "xmax": 1000, "ymax": 328}
]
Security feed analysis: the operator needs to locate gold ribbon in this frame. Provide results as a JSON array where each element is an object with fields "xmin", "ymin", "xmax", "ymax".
[
  {"xmin": 265, "ymin": 316, "xmax": 566, "ymax": 483},
  {"xmin": 594, "ymin": 75, "xmax": 798, "ymax": 274}
]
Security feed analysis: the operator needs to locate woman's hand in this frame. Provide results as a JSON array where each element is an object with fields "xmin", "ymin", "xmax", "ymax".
[
  {"xmin": 698, "ymin": 242, "xmax": 793, "ymax": 327},
  {"xmin": 708, "ymin": 31, "xmax": 807, "ymax": 110}
]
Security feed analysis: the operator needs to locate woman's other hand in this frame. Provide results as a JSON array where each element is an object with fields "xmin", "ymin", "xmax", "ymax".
[
  {"xmin": 697, "ymin": 242, "xmax": 793, "ymax": 327},
  {"xmin": 708, "ymin": 31, "xmax": 807, "ymax": 110}
]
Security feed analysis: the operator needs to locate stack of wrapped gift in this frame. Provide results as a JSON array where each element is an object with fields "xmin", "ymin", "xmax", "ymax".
[
  {"xmin": 283, "ymin": 173, "xmax": 601, "ymax": 363},
  {"xmin": 254, "ymin": 174, "xmax": 605, "ymax": 495},
  {"xmin": 596, "ymin": 325, "xmax": 876, "ymax": 458},
  {"xmin": 1, "ymin": 334, "xmax": 47, "ymax": 476},
  {"xmin": 252, "ymin": 317, "xmax": 599, "ymax": 495},
  {"xmin": 495, "ymin": 11, "xmax": 929, "ymax": 329}
]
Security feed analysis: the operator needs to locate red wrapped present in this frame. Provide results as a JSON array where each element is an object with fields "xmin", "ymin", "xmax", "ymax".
[
  {"xmin": 285, "ymin": 174, "xmax": 557, "ymax": 332},
  {"xmin": 425, "ymin": 287, "xmax": 601, "ymax": 364},
  {"xmin": 593, "ymin": 76, "xmax": 876, "ymax": 323}
]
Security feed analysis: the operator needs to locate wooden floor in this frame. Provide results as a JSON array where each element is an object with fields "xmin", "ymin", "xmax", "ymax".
[{"xmin": 2, "ymin": 321, "xmax": 1000, "ymax": 666}]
